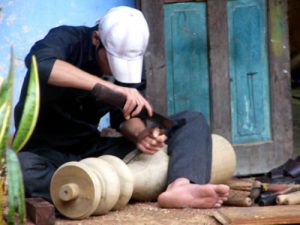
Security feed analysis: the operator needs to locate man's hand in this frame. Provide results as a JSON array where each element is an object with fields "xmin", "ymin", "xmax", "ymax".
[
  {"xmin": 136, "ymin": 127, "xmax": 167, "ymax": 154},
  {"xmin": 119, "ymin": 117, "xmax": 167, "ymax": 154},
  {"xmin": 115, "ymin": 86, "xmax": 153, "ymax": 120}
]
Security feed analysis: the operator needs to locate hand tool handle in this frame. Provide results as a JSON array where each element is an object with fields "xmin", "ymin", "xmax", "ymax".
[
  {"xmin": 92, "ymin": 83, "xmax": 148, "ymax": 119},
  {"xmin": 262, "ymin": 183, "xmax": 300, "ymax": 193},
  {"xmin": 276, "ymin": 190, "xmax": 300, "ymax": 205}
]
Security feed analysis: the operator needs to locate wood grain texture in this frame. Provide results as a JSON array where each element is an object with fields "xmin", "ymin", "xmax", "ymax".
[
  {"xmin": 214, "ymin": 205, "xmax": 300, "ymax": 225},
  {"xmin": 225, "ymin": 189, "xmax": 253, "ymax": 207},
  {"xmin": 140, "ymin": 0, "xmax": 292, "ymax": 175},
  {"xmin": 268, "ymin": 0, "xmax": 293, "ymax": 170},
  {"xmin": 207, "ymin": 0, "xmax": 231, "ymax": 140},
  {"xmin": 141, "ymin": 0, "xmax": 167, "ymax": 115}
]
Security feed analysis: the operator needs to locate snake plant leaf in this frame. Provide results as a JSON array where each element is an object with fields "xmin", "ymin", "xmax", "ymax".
[
  {"xmin": 6, "ymin": 148, "xmax": 26, "ymax": 225},
  {"xmin": 0, "ymin": 47, "xmax": 15, "ymax": 107},
  {"xmin": 0, "ymin": 103, "xmax": 11, "ymax": 164},
  {"xmin": 0, "ymin": 48, "xmax": 15, "ymax": 162},
  {"xmin": 12, "ymin": 55, "xmax": 40, "ymax": 152}
]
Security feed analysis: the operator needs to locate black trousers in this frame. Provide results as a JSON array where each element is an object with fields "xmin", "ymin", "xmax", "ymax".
[{"xmin": 18, "ymin": 111, "xmax": 212, "ymax": 201}]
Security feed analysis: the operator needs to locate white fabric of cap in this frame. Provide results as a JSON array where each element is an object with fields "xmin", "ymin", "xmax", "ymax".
[{"xmin": 98, "ymin": 6, "xmax": 149, "ymax": 83}]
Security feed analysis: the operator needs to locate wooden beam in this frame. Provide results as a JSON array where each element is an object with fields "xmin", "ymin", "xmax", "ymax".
[
  {"xmin": 268, "ymin": 0, "xmax": 293, "ymax": 166},
  {"xmin": 207, "ymin": 0, "xmax": 231, "ymax": 140},
  {"xmin": 213, "ymin": 205, "xmax": 300, "ymax": 225},
  {"xmin": 141, "ymin": 0, "xmax": 167, "ymax": 115}
]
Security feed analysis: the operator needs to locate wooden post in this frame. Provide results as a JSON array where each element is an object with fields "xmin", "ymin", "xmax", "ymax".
[{"xmin": 207, "ymin": 0, "xmax": 231, "ymax": 140}]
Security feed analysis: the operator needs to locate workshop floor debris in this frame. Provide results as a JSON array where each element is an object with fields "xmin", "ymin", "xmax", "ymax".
[
  {"xmin": 53, "ymin": 202, "xmax": 300, "ymax": 225},
  {"xmin": 55, "ymin": 202, "xmax": 216, "ymax": 225}
]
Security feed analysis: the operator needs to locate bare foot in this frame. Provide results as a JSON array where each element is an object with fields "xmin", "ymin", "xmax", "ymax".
[{"xmin": 157, "ymin": 178, "xmax": 229, "ymax": 208}]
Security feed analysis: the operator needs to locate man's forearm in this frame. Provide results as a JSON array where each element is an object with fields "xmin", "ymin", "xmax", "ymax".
[
  {"xmin": 48, "ymin": 59, "xmax": 113, "ymax": 91},
  {"xmin": 48, "ymin": 59, "xmax": 153, "ymax": 120}
]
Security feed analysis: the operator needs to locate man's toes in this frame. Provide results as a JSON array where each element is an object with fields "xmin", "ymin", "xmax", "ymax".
[
  {"xmin": 215, "ymin": 184, "xmax": 230, "ymax": 195},
  {"xmin": 215, "ymin": 202, "xmax": 222, "ymax": 208},
  {"xmin": 220, "ymin": 196, "xmax": 228, "ymax": 201},
  {"xmin": 217, "ymin": 198, "xmax": 223, "ymax": 204}
]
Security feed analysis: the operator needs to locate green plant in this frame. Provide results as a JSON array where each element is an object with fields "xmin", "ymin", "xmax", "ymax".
[{"xmin": 0, "ymin": 48, "xmax": 40, "ymax": 225}]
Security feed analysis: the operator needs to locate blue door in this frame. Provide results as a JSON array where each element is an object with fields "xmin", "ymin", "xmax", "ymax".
[
  {"xmin": 228, "ymin": 0, "xmax": 271, "ymax": 144},
  {"xmin": 164, "ymin": 3, "xmax": 210, "ymax": 120}
]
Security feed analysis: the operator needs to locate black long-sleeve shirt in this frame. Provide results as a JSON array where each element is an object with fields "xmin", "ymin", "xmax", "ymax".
[{"xmin": 14, "ymin": 25, "xmax": 143, "ymax": 154}]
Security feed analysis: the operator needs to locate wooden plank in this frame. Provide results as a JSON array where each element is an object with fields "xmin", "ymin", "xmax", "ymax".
[
  {"xmin": 213, "ymin": 205, "xmax": 300, "ymax": 225},
  {"xmin": 235, "ymin": 142, "xmax": 274, "ymax": 175},
  {"xmin": 207, "ymin": 0, "xmax": 231, "ymax": 140},
  {"xmin": 26, "ymin": 198, "xmax": 55, "ymax": 225},
  {"xmin": 141, "ymin": 0, "xmax": 168, "ymax": 115},
  {"xmin": 267, "ymin": 0, "xmax": 293, "ymax": 168}
]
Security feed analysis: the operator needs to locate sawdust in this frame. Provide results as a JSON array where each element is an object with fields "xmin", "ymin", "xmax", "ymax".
[{"xmin": 55, "ymin": 202, "xmax": 219, "ymax": 225}]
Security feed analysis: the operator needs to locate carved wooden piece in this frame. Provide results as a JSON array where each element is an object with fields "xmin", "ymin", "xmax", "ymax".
[
  {"xmin": 124, "ymin": 147, "xmax": 169, "ymax": 201},
  {"xmin": 99, "ymin": 155, "xmax": 134, "ymax": 210},
  {"xmin": 225, "ymin": 189, "xmax": 253, "ymax": 207},
  {"xmin": 225, "ymin": 178, "xmax": 255, "ymax": 192},
  {"xmin": 225, "ymin": 177, "xmax": 262, "ymax": 206},
  {"xmin": 209, "ymin": 134, "xmax": 236, "ymax": 184},
  {"xmin": 50, "ymin": 162, "xmax": 101, "ymax": 219},
  {"xmin": 81, "ymin": 158, "xmax": 120, "ymax": 215}
]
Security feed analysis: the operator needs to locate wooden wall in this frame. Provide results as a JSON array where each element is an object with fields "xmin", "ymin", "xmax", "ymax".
[{"xmin": 140, "ymin": 0, "xmax": 293, "ymax": 175}]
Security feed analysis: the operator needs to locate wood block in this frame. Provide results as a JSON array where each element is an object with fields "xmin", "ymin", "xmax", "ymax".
[
  {"xmin": 213, "ymin": 205, "xmax": 300, "ymax": 225},
  {"xmin": 26, "ymin": 198, "xmax": 55, "ymax": 225},
  {"xmin": 224, "ymin": 190, "xmax": 252, "ymax": 207}
]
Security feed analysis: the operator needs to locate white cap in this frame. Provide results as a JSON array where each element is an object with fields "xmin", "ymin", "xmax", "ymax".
[{"xmin": 98, "ymin": 6, "xmax": 149, "ymax": 83}]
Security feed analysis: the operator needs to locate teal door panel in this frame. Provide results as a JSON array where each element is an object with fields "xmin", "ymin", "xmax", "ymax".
[
  {"xmin": 164, "ymin": 3, "xmax": 210, "ymax": 120},
  {"xmin": 228, "ymin": 0, "xmax": 271, "ymax": 143}
]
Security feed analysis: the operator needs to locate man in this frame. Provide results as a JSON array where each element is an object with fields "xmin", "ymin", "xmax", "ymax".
[{"xmin": 15, "ymin": 6, "xmax": 229, "ymax": 209}]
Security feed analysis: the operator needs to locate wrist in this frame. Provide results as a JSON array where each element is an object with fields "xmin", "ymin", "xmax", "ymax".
[{"xmin": 120, "ymin": 118, "xmax": 146, "ymax": 143}]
